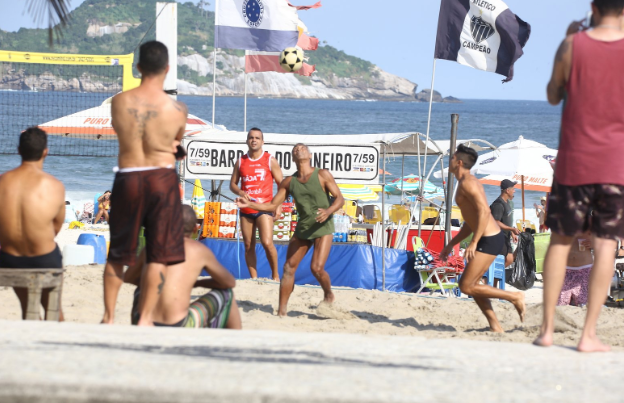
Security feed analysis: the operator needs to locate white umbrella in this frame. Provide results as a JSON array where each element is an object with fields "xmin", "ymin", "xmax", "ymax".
[
  {"xmin": 39, "ymin": 96, "xmax": 225, "ymax": 139},
  {"xmin": 476, "ymin": 136, "xmax": 556, "ymax": 220},
  {"xmin": 434, "ymin": 136, "xmax": 557, "ymax": 220}
]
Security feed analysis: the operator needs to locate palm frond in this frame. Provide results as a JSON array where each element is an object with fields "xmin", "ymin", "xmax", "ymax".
[{"xmin": 26, "ymin": 0, "xmax": 72, "ymax": 46}]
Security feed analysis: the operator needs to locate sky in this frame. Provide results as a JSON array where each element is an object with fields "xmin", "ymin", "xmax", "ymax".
[{"xmin": 0, "ymin": 0, "xmax": 591, "ymax": 100}]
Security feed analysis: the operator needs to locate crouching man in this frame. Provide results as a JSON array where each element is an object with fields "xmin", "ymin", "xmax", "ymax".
[{"xmin": 106, "ymin": 205, "xmax": 242, "ymax": 329}]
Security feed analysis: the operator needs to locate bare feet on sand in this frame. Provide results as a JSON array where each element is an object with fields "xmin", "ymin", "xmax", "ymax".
[
  {"xmin": 577, "ymin": 335, "xmax": 611, "ymax": 353},
  {"xmin": 323, "ymin": 291, "xmax": 335, "ymax": 304},
  {"xmin": 513, "ymin": 292, "xmax": 526, "ymax": 323},
  {"xmin": 489, "ymin": 324, "xmax": 504, "ymax": 333},
  {"xmin": 533, "ymin": 332, "xmax": 553, "ymax": 347}
]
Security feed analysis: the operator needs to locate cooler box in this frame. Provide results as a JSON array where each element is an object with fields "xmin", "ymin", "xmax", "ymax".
[
  {"xmin": 77, "ymin": 233, "xmax": 107, "ymax": 264},
  {"xmin": 534, "ymin": 233, "xmax": 550, "ymax": 274},
  {"xmin": 63, "ymin": 245, "xmax": 95, "ymax": 266},
  {"xmin": 366, "ymin": 225, "xmax": 461, "ymax": 255}
]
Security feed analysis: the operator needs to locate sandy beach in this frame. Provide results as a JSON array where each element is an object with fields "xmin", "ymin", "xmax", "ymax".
[{"xmin": 1, "ymin": 225, "xmax": 623, "ymax": 350}]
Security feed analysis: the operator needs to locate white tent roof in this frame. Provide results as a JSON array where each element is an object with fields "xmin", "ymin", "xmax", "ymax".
[
  {"xmin": 184, "ymin": 130, "xmax": 495, "ymax": 156},
  {"xmin": 40, "ymin": 97, "xmax": 225, "ymax": 139}
]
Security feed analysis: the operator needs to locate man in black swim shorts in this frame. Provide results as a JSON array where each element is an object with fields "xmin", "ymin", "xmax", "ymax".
[
  {"xmin": 440, "ymin": 145, "xmax": 525, "ymax": 333},
  {"xmin": 0, "ymin": 127, "xmax": 66, "ymax": 320}
]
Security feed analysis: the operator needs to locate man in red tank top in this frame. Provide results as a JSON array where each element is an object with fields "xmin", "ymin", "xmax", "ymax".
[
  {"xmin": 230, "ymin": 128, "xmax": 283, "ymax": 281},
  {"xmin": 535, "ymin": 0, "xmax": 624, "ymax": 353}
]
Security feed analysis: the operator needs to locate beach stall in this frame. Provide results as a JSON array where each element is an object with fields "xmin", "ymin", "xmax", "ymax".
[{"xmin": 181, "ymin": 129, "xmax": 495, "ymax": 292}]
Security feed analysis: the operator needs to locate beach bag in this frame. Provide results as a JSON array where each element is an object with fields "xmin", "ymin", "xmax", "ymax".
[{"xmin": 506, "ymin": 232, "xmax": 536, "ymax": 290}]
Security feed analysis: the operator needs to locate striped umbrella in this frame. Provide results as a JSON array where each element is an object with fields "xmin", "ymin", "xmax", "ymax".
[
  {"xmin": 191, "ymin": 179, "xmax": 206, "ymax": 219},
  {"xmin": 384, "ymin": 174, "xmax": 441, "ymax": 196},
  {"xmin": 337, "ymin": 184, "xmax": 381, "ymax": 201}
]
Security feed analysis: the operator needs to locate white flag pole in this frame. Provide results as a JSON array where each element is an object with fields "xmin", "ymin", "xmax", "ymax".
[
  {"xmin": 212, "ymin": 48, "xmax": 217, "ymax": 129},
  {"xmin": 417, "ymin": 57, "xmax": 437, "ymax": 239},
  {"xmin": 244, "ymin": 51, "xmax": 248, "ymax": 133},
  {"xmin": 212, "ymin": 0, "xmax": 218, "ymax": 129}
]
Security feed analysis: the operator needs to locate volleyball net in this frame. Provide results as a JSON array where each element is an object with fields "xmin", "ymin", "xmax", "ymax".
[{"xmin": 0, "ymin": 50, "xmax": 140, "ymax": 157}]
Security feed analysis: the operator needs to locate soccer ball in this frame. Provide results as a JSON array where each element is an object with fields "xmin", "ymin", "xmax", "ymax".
[{"xmin": 279, "ymin": 48, "xmax": 304, "ymax": 72}]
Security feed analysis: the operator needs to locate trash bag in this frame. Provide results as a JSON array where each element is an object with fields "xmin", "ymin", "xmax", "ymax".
[{"xmin": 506, "ymin": 232, "xmax": 536, "ymax": 290}]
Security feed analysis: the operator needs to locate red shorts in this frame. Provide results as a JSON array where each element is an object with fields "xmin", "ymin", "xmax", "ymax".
[{"xmin": 108, "ymin": 168, "xmax": 185, "ymax": 266}]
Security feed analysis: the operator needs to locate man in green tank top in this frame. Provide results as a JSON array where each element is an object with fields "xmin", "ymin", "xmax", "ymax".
[{"xmin": 236, "ymin": 143, "xmax": 344, "ymax": 316}]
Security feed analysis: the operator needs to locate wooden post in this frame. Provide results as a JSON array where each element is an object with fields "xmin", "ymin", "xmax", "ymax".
[{"xmin": 521, "ymin": 175, "xmax": 526, "ymax": 221}]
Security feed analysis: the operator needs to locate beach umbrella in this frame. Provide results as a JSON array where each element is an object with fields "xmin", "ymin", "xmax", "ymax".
[
  {"xmin": 337, "ymin": 184, "xmax": 380, "ymax": 202},
  {"xmin": 191, "ymin": 179, "xmax": 206, "ymax": 219},
  {"xmin": 479, "ymin": 174, "xmax": 553, "ymax": 192},
  {"xmin": 384, "ymin": 174, "xmax": 440, "ymax": 196},
  {"xmin": 39, "ymin": 97, "xmax": 223, "ymax": 139},
  {"xmin": 474, "ymin": 136, "xmax": 557, "ymax": 220}
]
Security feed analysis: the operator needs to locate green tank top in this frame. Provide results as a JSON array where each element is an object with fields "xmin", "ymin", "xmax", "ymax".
[{"xmin": 289, "ymin": 168, "xmax": 335, "ymax": 240}]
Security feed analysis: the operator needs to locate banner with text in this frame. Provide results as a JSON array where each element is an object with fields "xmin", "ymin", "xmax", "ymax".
[{"xmin": 184, "ymin": 140, "xmax": 381, "ymax": 183}]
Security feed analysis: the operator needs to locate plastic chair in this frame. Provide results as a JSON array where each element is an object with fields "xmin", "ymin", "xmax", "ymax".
[
  {"xmin": 343, "ymin": 200, "xmax": 358, "ymax": 221},
  {"xmin": 516, "ymin": 220, "xmax": 536, "ymax": 232},
  {"xmin": 451, "ymin": 206, "xmax": 463, "ymax": 222},
  {"xmin": 362, "ymin": 205, "xmax": 382, "ymax": 224},
  {"xmin": 420, "ymin": 206, "xmax": 439, "ymax": 222},
  {"xmin": 483, "ymin": 255, "xmax": 506, "ymax": 290},
  {"xmin": 93, "ymin": 193, "xmax": 102, "ymax": 218},
  {"xmin": 389, "ymin": 204, "xmax": 411, "ymax": 225}
]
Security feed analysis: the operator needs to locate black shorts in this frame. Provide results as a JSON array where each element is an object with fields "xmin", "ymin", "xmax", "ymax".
[
  {"xmin": 475, "ymin": 232, "xmax": 505, "ymax": 256},
  {"xmin": 546, "ymin": 180, "xmax": 624, "ymax": 241},
  {"xmin": 0, "ymin": 245, "xmax": 62, "ymax": 269},
  {"xmin": 108, "ymin": 168, "xmax": 185, "ymax": 266},
  {"xmin": 240, "ymin": 211, "xmax": 272, "ymax": 220},
  {"xmin": 500, "ymin": 234, "xmax": 512, "ymax": 256}
]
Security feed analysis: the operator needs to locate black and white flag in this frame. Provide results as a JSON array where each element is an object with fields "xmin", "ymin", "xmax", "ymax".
[{"xmin": 434, "ymin": 0, "xmax": 531, "ymax": 82}]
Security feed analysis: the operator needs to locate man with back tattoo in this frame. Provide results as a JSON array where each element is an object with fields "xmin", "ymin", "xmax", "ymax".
[{"xmin": 101, "ymin": 40, "xmax": 188, "ymax": 326}]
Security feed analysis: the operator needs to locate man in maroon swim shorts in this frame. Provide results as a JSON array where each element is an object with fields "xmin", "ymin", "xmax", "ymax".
[{"xmin": 101, "ymin": 41, "xmax": 189, "ymax": 326}]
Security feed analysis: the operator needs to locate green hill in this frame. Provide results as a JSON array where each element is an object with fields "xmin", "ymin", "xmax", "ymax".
[{"xmin": 0, "ymin": 0, "xmax": 377, "ymax": 83}]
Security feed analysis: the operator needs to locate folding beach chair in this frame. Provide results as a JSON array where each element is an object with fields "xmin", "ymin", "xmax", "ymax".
[{"xmin": 414, "ymin": 265, "xmax": 461, "ymax": 297}]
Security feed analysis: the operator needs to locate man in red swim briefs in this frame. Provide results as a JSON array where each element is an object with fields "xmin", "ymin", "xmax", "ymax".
[
  {"xmin": 230, "ymin": 127, "xmax": 283, "ymax": 281},
  {"xmin": 101, "ymin": 41, "xmax": 188, "ymax": 326}
]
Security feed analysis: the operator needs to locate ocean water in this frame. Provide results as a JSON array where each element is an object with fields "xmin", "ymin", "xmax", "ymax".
[{"xmin": 0, "ymin": 95, "xmax": 562, "ymax": 211}]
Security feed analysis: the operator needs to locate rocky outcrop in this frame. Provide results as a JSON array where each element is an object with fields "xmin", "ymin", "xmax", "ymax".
[
  {"xmin": 0, "ymin": 51, "xmax": 459, "ymax": 101},
  {"xmin": 0, "ymin": 69, "xmax": 121, "ymax": 93},
  {"xmin": 177, "ymin": 52, "xmax": 458, "ymax": 102},
  {"xmin": 413, "ymin": 89, "xmax": 463, "ymax": 103}
]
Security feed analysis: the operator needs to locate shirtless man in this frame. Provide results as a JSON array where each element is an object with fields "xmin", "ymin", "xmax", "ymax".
[
  {"xmin": 93, "ymin": 190, "xmax": 111, "ymax": 224},
  {"xmin": 440, "ymin": 144, "xmax": 525, "ymax": 332},
  {"xmin": 125, "ymin": 205, "xmax": 241, "ymax": 329},
  {"xmin": 236, "ymin": 143, "xmax": 344, "ymax": 316},
  {"xmin": 102, "ymin": 41, "xmax": 188, "ymax": 326},
  {"xmin": 0, "ymin": 127, "xmax": 65, "ymax": 320},
  {"xmin": 230, "ymin": 128, "xmax": 283, "ymax": 281}
]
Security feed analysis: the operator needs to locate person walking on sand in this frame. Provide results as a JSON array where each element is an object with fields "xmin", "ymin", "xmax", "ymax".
[
  {"xmin": 102, "ymin": 40, "xmax": 188, "ymax": 327},
  {"xmin": 119, "ymin": 205, "xmax": 242, "ymax": 329},
  {"xmin": 534, "ymin": 0, "xmax": 624, "ymax": 352},
  {"xmin": 230, "ymin": 128, "xmax": 283, "ymax": 281},
  {"xmin": 235, "ymin": 143, "xmax": 344, "ymax": 316},
  {"xmin": 0, "ymin": 127, "xmax": 65, "ymax": 320},
  {"xmin": 439, "ymin": 145, "xmax": 525, "ymax": 333}
]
